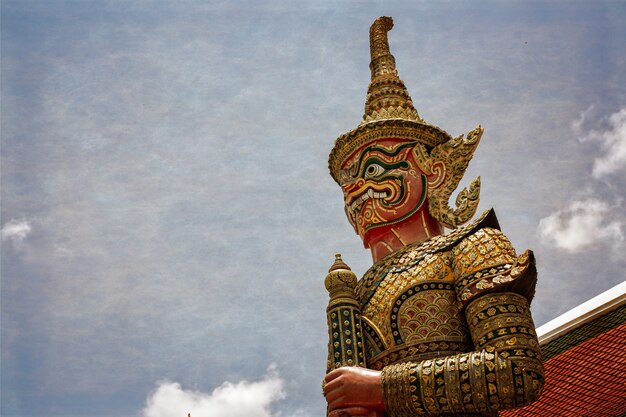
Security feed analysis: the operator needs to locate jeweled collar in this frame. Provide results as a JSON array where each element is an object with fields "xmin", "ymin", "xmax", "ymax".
[{"xmin": 355, "ymin": 209, "xmax": 500, "ymax": 305}]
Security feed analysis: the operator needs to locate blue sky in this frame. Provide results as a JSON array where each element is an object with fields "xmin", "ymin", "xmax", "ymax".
[{"xmin": 2, "ymin": 1, "xmax": 625, "ymax": 417}]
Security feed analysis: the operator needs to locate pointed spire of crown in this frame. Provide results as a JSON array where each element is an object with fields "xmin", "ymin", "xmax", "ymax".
[
  {"xmin": 361, "ymin": 17, "xmax": 423, "ymax": 125},
  {"xmin": 328, "ymin": 17, "xmax": 453, "ymax": 185}
]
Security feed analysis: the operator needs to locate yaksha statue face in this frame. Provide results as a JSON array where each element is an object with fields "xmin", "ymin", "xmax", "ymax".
[
  {"xmin": 329, "ymin": 16, "xmax": 483, "ymax": 260},
  {"xmin": 339, "ymin": 139, "xmax": 437, "ymax": 242}
]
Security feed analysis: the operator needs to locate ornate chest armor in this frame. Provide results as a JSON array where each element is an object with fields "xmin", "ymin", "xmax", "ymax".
[
  {"xmin": 361, "ymin": 248, "xmax": 472, "ymax": 370},
  {"xmin": 355, "ymin": 211, "xmax": 544, "ymax": 415}
]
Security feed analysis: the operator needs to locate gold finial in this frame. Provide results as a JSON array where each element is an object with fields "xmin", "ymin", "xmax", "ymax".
[
  {"xmin": 328, "ymin": 253, "xmax": 351, "ymax": 272},
  {"xmin": 324, "ymin": 254, "xmax": 357, "ymax": 295}
]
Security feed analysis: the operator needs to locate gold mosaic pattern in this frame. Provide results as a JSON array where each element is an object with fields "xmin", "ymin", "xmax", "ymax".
[
  {"xmin": 369, "ymin": 340, "xmax": 472, "ymax": 371},
  {"xmin": 381, "ymin": 361, "xmax": 426, "ymax": 416},
  {"xmin": 356, "ymin": 209, "xmax": 494, "ymax": 304},
  {"xmin": 358, "ymin": 210, "xmax": 503, "ymax": 372},
  {"xmin": 466, "ymin": 293, "xmax": 544, "ymax": 404},
  {"xmin": 362, "ymin": 251, "xmax": 455, "ymax": 347},
  {"xmin": 452, "ymin": 227, "xmax": 517, "ymax": 280},
  {"xmin": 361, "ymin": 317, "xmax": 386, "ymax": 360},
  {"xmin": 395, "ymin": 286, "xmax": 467, "ymax": 345},
  {"xmin": 456, "ymin": 249, "xmax": 536, "ymax": 307},
  {"xmin": 363, "ymin": 279, "xmax": 472, "ymax": 371},
  {"xmin": 380, "ymin": 292, "xmax": 544, "ymax": 416},
  {"xmin": 356, "ymin": 214, "xmax": 543, "ymax": 415}
]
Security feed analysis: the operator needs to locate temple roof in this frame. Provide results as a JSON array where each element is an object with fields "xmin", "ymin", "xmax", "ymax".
[{"xmin": 501, "ymin": 281, "xmax": 626, "ymax": 417}]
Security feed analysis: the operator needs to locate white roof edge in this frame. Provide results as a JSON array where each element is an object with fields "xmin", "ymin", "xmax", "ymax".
[{"xmin": 536, "ymin": 279, "xmax": 626, "ymax": 345}]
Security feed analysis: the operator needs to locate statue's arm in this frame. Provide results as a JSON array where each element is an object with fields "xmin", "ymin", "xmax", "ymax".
[{"xmin": 381, "ymin": 228, "xmax": 544, "ymax": 416}]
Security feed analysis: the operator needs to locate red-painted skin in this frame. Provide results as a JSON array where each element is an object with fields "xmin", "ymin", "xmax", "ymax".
[
  {"xmin": 364, "ymin": 210, "xmax": 444, "ymax": 263},
  {"xmin": 340, "ymin": 139, "xmax": 445, "ymax": 263},
  {"xmin": 327, "ymin": 139, "xmax": 447, "ymax": 416}
]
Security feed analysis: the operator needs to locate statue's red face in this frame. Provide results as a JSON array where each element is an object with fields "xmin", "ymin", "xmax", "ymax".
[{"xmin": 338, "ymin": 139, "xmax": 428, "ymax": 244}]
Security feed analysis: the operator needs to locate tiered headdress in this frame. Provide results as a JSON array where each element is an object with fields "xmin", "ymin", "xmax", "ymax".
[{"xmin": 329, "ymin": 16, "xmax": 483, "ymax": 228}]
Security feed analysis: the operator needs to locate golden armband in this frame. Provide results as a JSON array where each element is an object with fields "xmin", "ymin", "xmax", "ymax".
[
  {"xmin": 381, "ymin": 361, "xmax": 426, "ymax": 417},
  {"xmin": 466, "ymin": 292, "xmax": 544, "ymax": 406}
]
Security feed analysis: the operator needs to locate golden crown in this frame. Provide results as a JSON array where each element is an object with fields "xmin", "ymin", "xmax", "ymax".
[
  {"xmin": 328, "ymin": 16, "xmax": 453, "ymax": 184},
  {"xmin": 328, "ymin": 17, "xmax": 483, "ymax": 228}
]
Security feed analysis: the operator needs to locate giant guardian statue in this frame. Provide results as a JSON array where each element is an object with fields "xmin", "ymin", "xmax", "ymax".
[{"xmin": 323, "ymin": 17, "xmax": 544, "ymax": 417}]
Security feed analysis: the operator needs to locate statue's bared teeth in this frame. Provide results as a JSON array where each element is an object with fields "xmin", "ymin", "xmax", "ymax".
[
  {"xmin": 347, "ymin": 186, "xmax": 396, "ymax": 214},
  {"xmin": 349, "ymin": 188, "xmax": 391, "ymax": 212}
]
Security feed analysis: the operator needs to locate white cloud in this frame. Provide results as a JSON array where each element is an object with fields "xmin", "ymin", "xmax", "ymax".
[
  {"xmin": 538, "ymin": 199, "xmax": 623, "ymax": 252},
  {"xmin": 143, "ymin": 365, "xmax": 287, "ymax": 417},
  {"xmin": 576, "ymin": 107, "xmax": 626, "ymax": 178},
  {"xmin": 1, "ymin": 219, "xmax": 32, "ymax": 248},
  {"xmin": 571, "ymin": 104, "xmax": 594, "ymax": 136}
]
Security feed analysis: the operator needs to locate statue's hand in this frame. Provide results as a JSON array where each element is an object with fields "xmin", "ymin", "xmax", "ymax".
[{"xmin": 323, "ymin": 367, "xmax": 384, "ymax": 414}]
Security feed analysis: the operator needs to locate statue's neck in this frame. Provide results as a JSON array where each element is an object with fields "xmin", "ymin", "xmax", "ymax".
[{"xmin": 364, "ymin": 209, "xmax": 444, "ymax": 263}]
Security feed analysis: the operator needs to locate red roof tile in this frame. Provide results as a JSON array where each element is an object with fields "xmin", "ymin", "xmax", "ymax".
[{"xmin": 501, "ymin": 323, "xmax": 626, "ymax": 417}]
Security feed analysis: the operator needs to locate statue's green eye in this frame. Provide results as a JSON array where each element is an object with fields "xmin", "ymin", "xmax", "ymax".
[{"xmin": 364, "ymin": 163, "xmax": 385, "ymax": 178}]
